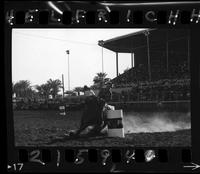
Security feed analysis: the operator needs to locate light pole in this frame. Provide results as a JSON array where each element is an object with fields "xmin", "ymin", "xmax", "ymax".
[
  {"xmin": 98, "ymin": 40, "xmax": 104, "ymax": 73},
  {"xmin": 66, "ymin": 50, "xmax": 70, "ymax": 91}
]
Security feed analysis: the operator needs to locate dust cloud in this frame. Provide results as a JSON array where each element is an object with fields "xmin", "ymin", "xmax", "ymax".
[{"xmin": 123, "ymin": 112, "xmax": 191, "ymax": 133}]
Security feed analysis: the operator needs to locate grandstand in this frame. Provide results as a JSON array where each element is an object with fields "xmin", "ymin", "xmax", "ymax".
[{"xmin": 98, "ymin": 29, "xmax": 190, "ymax": 108}]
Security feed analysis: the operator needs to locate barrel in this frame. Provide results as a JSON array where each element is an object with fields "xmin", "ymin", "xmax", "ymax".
[
  {"xmin": 59, "ymin": 105, "xmax": 66, "ymax": 116},
  {"xmin": 106, "ymin": 110, "xmax": 125, "ymax": 138}
]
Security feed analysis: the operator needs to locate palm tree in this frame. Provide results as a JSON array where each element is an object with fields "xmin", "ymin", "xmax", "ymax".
[
  {"xmin": 93, "ymin": 72, "xmax": 110, "ymax": 89},
  {"xmin": 35, "ymin": 85, "xmax": 42, "ymax": 97},
  {"xmin": 35, "ymin": 83, "xmax": 51, "ymax": 99},
  {"xmin": 13, "ymin": 80, "xmax": 32, "ymax": 98},
  {"xmin": 47, "ymin": 79, "xmax": 62, "ymax": 99}
]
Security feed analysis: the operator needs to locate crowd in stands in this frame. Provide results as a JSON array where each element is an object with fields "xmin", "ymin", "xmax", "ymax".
[
  {"xmin": 112, "ymin": 64, "xmax": 148, "ymax": 85},
  {"xmin": 112, "ymin": 61, "xmax": 189, "ymax": 87},
  {"xmin": 110, "ymin": 61, "xmax": 190, "ymax": 102},
  {"xmin": 111, "ymin": 78, "xmax": 190, "ymax": 102}
]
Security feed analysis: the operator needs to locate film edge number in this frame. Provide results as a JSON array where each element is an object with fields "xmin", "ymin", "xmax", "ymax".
[
  {"xmin": 16, "ymin": 148, "xmax": 192, "ymax": 164},
  {"xmin": 5, "ymin": 9, "xmax": 200, "ymax": 25}
]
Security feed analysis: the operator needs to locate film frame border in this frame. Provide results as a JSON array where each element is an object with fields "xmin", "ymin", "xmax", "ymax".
[{"xmin": 4, "ymin": 1, "xmax": 200, "ymax": 173}]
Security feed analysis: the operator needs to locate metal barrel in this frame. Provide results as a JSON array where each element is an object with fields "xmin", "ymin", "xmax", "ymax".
[
  {"xmin": 59, "ymin": 105, "xmax": 66, "ymax": 116},
  {"xmin": 106, "ymin": 110, "xmax": 125, "ymax": 138}
]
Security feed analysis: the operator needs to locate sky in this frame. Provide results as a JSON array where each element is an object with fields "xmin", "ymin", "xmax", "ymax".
[{"xmin": 12, "ymin": 28, "xmax": 145, "ymax": 91}]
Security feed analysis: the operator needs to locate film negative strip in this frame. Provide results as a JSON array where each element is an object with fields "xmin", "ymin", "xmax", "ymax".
[{"xmin": 4, "ymin": 1, "xmax": 200, "ymax": 173}]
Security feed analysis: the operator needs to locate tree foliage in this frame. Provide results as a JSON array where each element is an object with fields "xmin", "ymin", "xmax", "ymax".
[
  {"xmin": 47, "ymin": 79, "xmax": 62, "ymax": 98},
  {"xmin": 13, "ymin": 80, "xmax": 32, "ymax": 98},
  {"xmin": 35, "ymin": 83, "xmax": 51, "ymax": 99},
  {"xmin": 93, "ymin": 72, "xmax": 110, "ymax": 89},
  {"xmin": 35, "ymin": 79, "xmax": 62, "ymax": 99}
]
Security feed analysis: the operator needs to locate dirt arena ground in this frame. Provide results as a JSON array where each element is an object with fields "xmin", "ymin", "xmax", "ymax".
[{"xmin": 13, "ymin": 110, "xmax": 191, "ymax": 147}]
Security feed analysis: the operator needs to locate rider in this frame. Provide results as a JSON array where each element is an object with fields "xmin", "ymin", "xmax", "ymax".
[
  {"xmin": 69, "ymin": 84, "xmax": 113, "ymax": 138},
  {"xmin": 69, "ymin": 86, "xmax": 105, "ymax": 137}
]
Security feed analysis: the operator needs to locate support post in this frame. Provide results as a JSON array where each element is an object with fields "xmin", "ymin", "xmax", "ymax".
[
  {"xmin": 166, "ymin": 31, "xmax": 169, "ymax": 73},
  {"xmin": 145, "ymin": 31, "xmax": 151, "ymax": 81},
  {"xmin": 116, "ymin": 52, "xmax": 119, "ymax": 76},
  {"xmin": 131, "ymin": 53, "xmax": 134, "ymax": 68},
  {"xmin": 187, "ymin": 30, "xmax": 190, "ymax": 71},
  {"xmin": 102, "ymin": 46, "xmax": 104, "ymax": 73}
]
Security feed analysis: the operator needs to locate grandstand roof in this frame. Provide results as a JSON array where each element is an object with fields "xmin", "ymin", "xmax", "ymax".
[{"xmin": 99, "ymin": 29, "xmax": 188, "ymax": 53}]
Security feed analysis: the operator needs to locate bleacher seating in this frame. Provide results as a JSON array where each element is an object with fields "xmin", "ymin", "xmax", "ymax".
[{"xmin": 111, "ymin": 60, "xmax": 190, "ymax": 102}]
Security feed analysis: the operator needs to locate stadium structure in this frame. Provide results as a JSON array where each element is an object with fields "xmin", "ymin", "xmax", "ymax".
[{"xmin": 98, "ymin": 29, "xmax": 190, "ymax": 111}]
